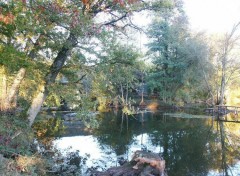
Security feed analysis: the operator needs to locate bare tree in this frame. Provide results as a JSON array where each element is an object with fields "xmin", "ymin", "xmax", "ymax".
[{"xmin": 218, "ymin": 22, "xmax": 240, "ymax": 105}]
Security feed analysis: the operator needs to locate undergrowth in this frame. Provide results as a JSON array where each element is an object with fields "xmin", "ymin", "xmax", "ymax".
[{"xmin": 0, "ymin": 114, "xmax": 47, "ymax": 175}]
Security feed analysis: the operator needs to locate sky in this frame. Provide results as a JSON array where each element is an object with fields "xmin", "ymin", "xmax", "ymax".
[{"xmin": 183, "ymin": 0, "xmax": 240, "ymax": 33}]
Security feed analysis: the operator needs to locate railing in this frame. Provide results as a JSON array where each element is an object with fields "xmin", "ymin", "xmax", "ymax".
[{"xmin": 205, "ymin": 105, "xmax": 240, "ymax": 123}]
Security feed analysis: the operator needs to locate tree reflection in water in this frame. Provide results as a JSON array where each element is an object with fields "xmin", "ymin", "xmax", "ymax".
[
  {"xmin": 217, "ymin": 113, "xmax": 240, "ymax": 176},
  {"xmin": 33, "ymin": 117, "xmax": 65, "ymax": 149},
  {"xmin": 37, "ymin": 110, "xmax": 240, "ymax": 175},
  {"xmin": 93, "ymin": 111, "xmax": 240, "ymax": 176}
]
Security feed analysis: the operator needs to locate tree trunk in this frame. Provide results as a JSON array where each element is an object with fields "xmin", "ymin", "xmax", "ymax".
[
  {"xmin": 27, "ymin": 84, "xmax": 47, "ymax": 126},
  {"xmin": 140, "ymin": 73, "xmax": 144, "ymax": 105},
  {"xmin": 0, "ymin": 66, "xmax": 7, "ymax": 111},
  {"xmin": 0, "ymin": 67, "xmax": 26, "ymax": 112},
  {"xmin": 7, "ymin": 68, "xmax": 26, "ymax": 108},
  {"xmin": 120, "ymin": 83, "xmax": 125, "ymax": 105},
  {"xmin": 125, "ymin": 82, "xmax": 128, "ymax": 103},
  {"xmin": 219, "ymin": 76, "xmax": 226, "ymax": 105},
  {"xmin": 219, "ymin": 57, "xmax": 226, "ymax": 105},
  {"xmin": 27, "ymin": 32, "xmax": 77, "ymax": 126}
]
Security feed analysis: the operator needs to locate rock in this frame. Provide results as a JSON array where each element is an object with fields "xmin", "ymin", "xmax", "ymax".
[
  {"xmin": 92, "ymin": 150, "xmax": 167, "ymax": 176},
  {"xmin": 131, "ymin": 150, "xmax": 166, "ymax": 176}
]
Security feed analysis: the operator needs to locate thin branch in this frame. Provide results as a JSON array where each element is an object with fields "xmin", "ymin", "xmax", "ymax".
[
  {"xmin": 101, "ymin": 12, "xmax": 128, "ymax": 26},
  {"xmin": 74, "ymin": 74, "xmax": 87, "ymax": 84}
]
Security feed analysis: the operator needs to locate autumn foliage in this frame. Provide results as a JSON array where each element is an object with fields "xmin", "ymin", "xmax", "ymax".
[{"xmin": 0, "ymin": 13, "xmax": 14, "ymax": 24}]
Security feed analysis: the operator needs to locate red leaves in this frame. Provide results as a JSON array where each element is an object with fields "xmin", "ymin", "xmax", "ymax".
[
  {"xmin": 82, "ymin": 0, "xmax": 89, "ymax": 5},
  {"xmin": 0, "ymin": 13, "xmax": 15, "ymax": 25}
]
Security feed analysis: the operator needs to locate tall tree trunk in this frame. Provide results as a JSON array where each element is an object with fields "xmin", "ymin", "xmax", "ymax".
[
  {"xmin": 219, "ymin": 75, "xmax": 226, "ymax": 105},
  {"xmin": 219, "ymin": 56, "xmax": 226, "ymax": 105},
  {"xmin": 140, "ymin": 73, "xmax": 144, "ymax": 105},
  {"xmin": 27, "ymin": 32, "xmax": 77, "ymax": 126},
  {"xmin": 120, "ymin": 83, "xmax": 125, "ymax": 105},
  {"xmin": 125, "ymin": 82, "xmax": 128, "ymax": 103}
]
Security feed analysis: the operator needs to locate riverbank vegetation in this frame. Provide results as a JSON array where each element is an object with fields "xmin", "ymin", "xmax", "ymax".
[{"xmin": 1, "ymin": 0, "xmax": 240, "ymax": 175}]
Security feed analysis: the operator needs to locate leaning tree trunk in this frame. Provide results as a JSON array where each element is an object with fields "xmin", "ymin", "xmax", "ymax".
[
  {"xmin": 27, "ymin": 32, "xmax": 77, "ymax": 126},
  {"xmin": 0, "ymin": 66, "xmax": 26, "ymax": 112}
]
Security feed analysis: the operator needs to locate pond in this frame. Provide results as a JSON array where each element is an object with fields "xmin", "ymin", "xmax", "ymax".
[{"xmin": 39, "ymin": 109, "xmax": 240, "ymax": 176}]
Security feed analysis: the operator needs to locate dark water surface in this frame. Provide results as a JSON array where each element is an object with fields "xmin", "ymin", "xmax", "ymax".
[{"xmin": 51, "ymin": 110, "xmax": 240, "ymax": 176}]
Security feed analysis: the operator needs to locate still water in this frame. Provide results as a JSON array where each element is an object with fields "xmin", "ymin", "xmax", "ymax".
[{"xmin": 49, "ymin": 110, "xmax": 240, "ymax": 176}]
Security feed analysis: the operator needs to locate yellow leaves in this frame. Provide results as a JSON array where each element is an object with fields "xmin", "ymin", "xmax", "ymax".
[{"xmin": 36, "ymin": 129, "xmax": 47, "ymax": 137}]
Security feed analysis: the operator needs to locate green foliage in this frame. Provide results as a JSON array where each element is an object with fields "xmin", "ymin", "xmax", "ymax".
[
  {"xmin": 147, "ymin": 18, "xmax": 187, "ymax": 101},
  {"xmin": 0, "ymin": 45, "xmax": 29, "ymax": 71},
  {"xmin": 0, "ymin": 44, "xmax": 48, "ymax": 111},
  {"xmin": 95, "ymin": 32, "xmax": 141, "ymax": 100}
]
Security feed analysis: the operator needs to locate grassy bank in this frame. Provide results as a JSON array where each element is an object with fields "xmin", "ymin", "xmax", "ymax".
[{"xmin": 0, "ymin": 114, "xmax": 47, "ymax": 175}]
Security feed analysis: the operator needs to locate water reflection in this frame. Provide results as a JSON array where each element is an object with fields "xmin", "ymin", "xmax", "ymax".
[
  {"xmin": 50, "ymin": 111, "xmax": 240, "ymax": 176},
  {"xmin": 216, "ymin": 113, "xmax": 240, "ymax": 176}
]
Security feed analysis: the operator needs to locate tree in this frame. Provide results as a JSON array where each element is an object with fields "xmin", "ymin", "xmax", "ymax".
[
  {"xmin": 0, "ymin": 0, "xmax": 174, "ymax": 125},
  {"xmin": 216, "ymin": 22, "xmax": 240, "ymax": 105},
  {"xmin": 204, "ymin": 22, "xmax": 240, "ymax": 106},
  {"xmin": 177, "ymin": 34, "xmax": 210, "ymax": 104},
  {"xmin": 146, "ymin": 0, "xmax": 187, "ymax": 101},
  {"xmin": 146, "ymin": 17, "xmax": 186, "ymax": 102},
  {"xmin": 94, "ymin": 32, "xmax": 141, "ymax": 110},
  {"xmin": 146, "ymin": 5, "xmax": 211, "ymax": 104}
]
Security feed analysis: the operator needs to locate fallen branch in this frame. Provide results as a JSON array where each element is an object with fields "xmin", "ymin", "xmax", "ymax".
[{"xmin": 11, "ymin": 131, "xmax": 22, "ymax": 140}]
